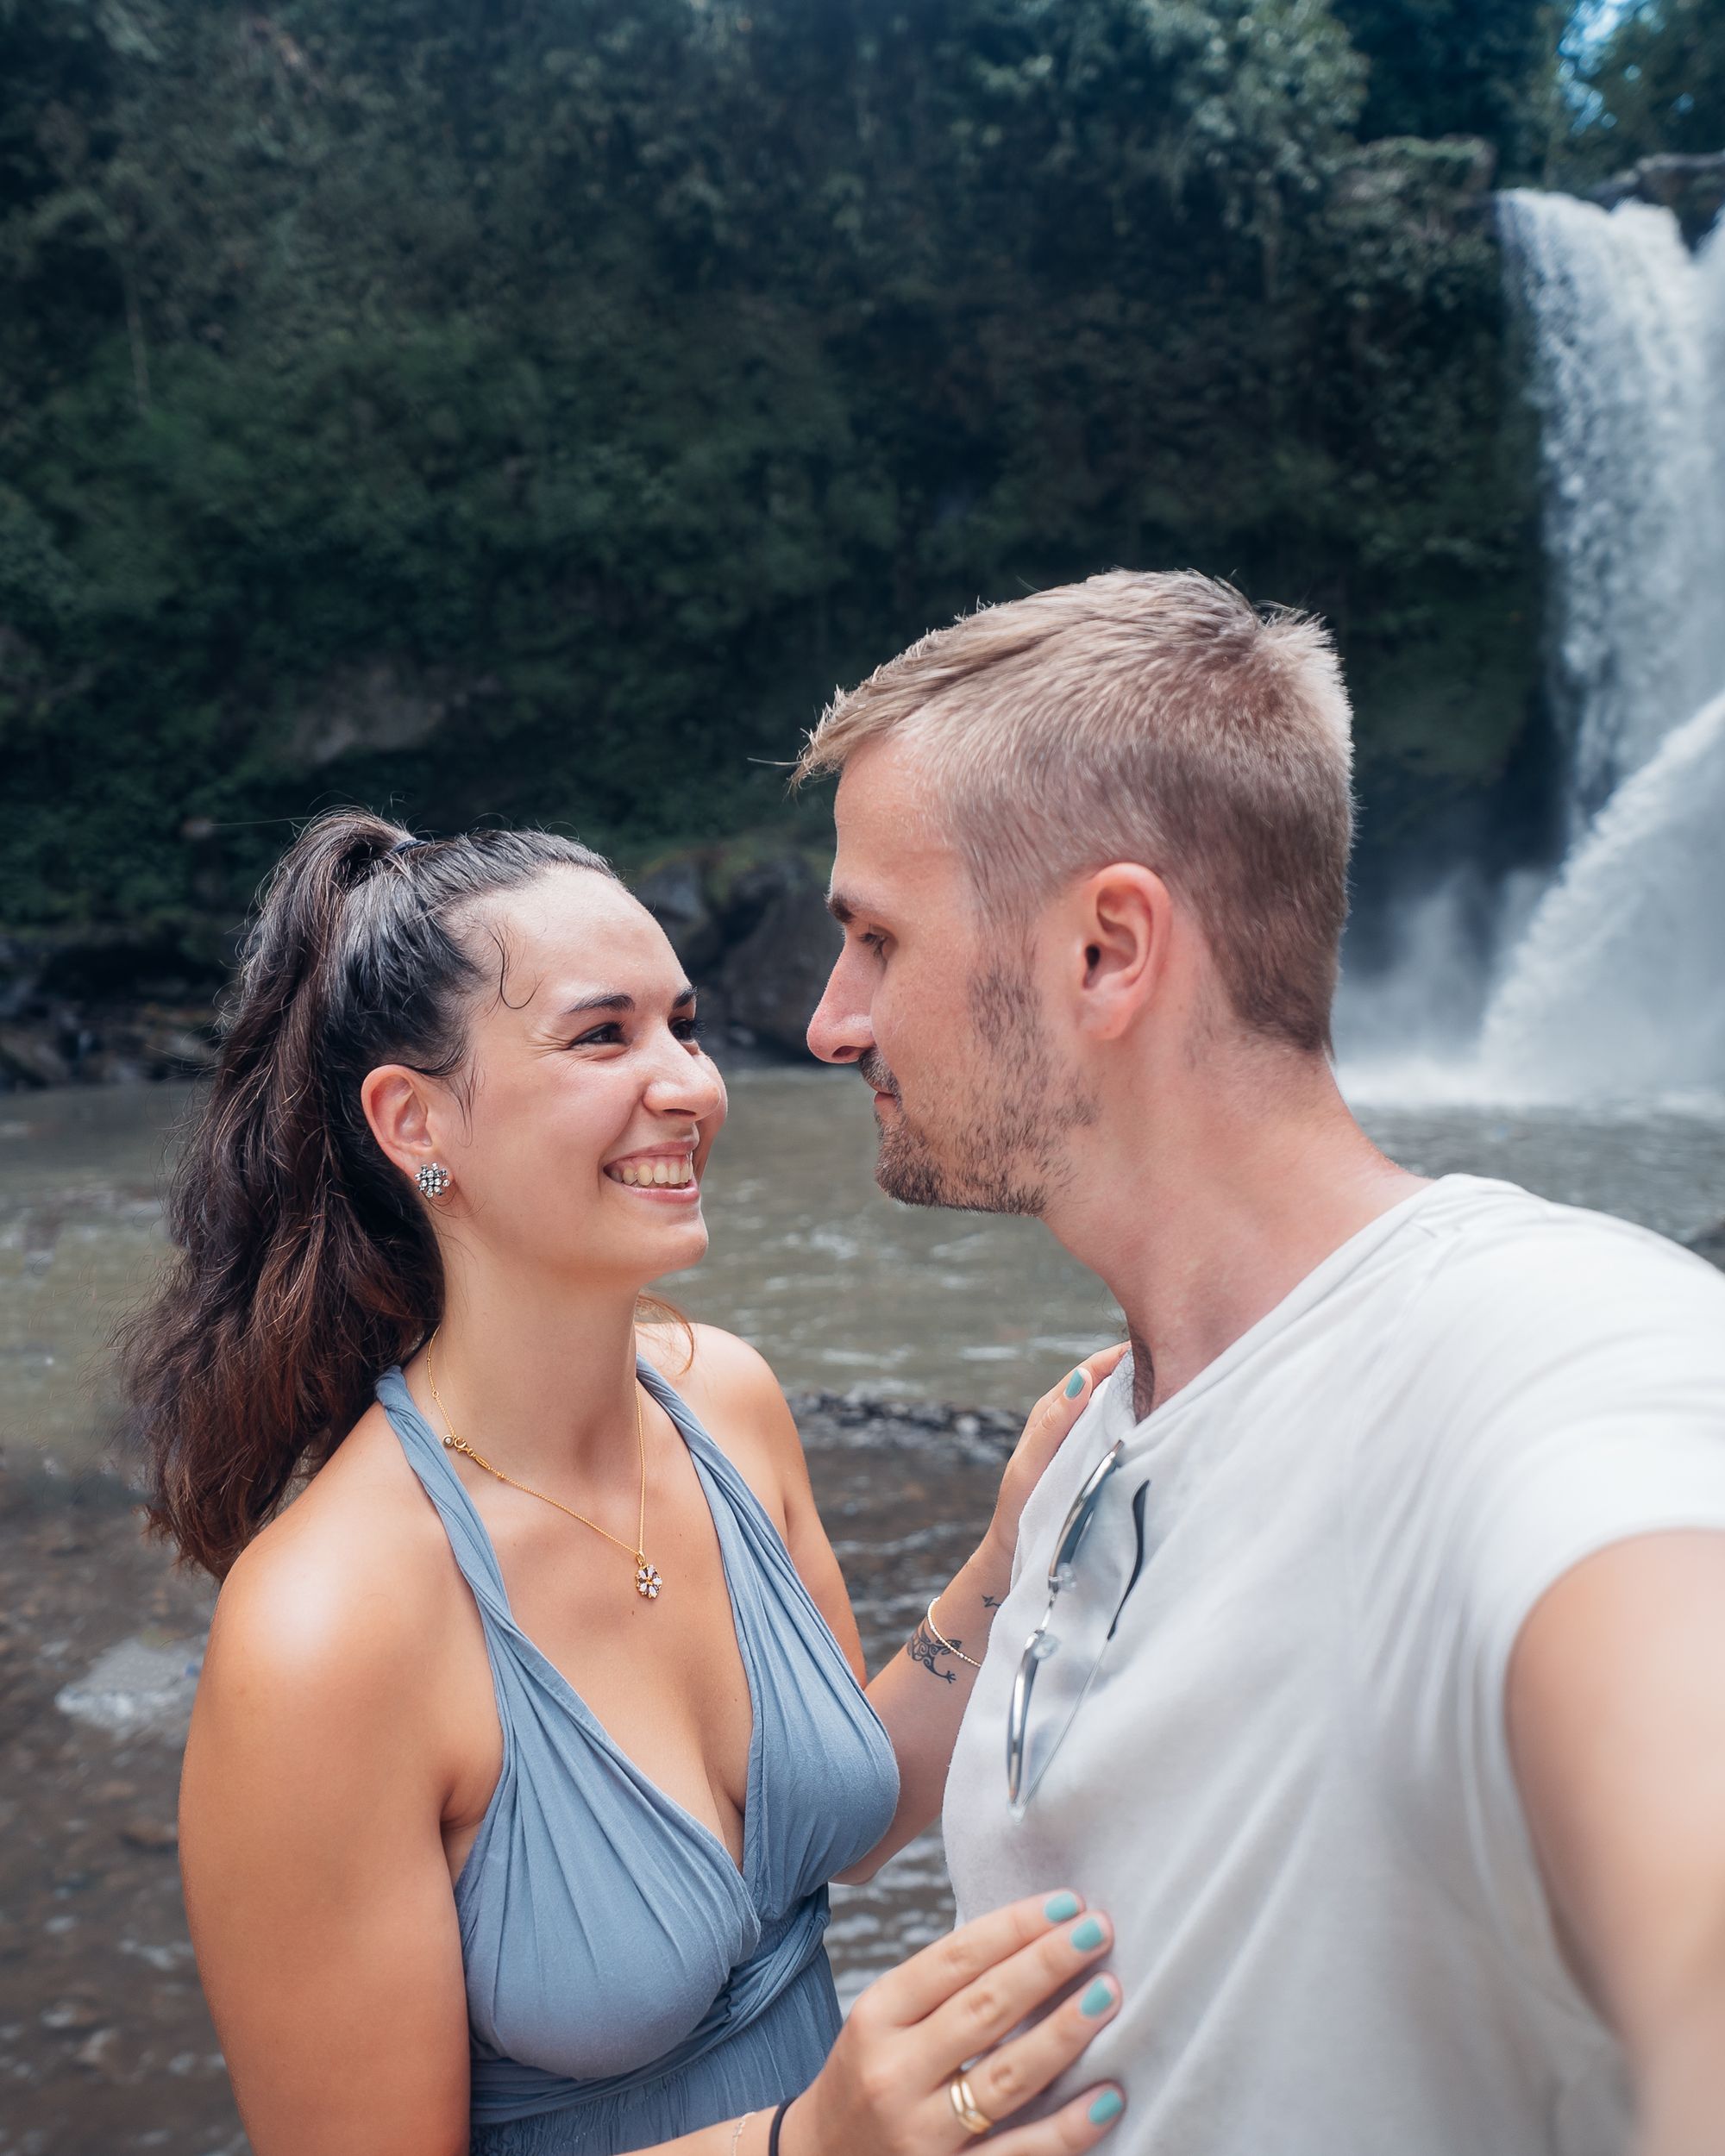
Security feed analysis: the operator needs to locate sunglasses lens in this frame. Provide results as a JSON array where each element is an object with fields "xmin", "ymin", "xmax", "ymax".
[
  {"xmin": 1048, "ymin": 1441, "xmax": 1121, "ymax": 1585},
  {"xmin": 1013, "ymin": 1445, "xmax": 1133, "ymax": 1811}
]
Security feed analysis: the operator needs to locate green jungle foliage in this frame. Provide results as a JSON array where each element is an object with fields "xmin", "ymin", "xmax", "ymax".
[
  {"xmin": 1568, "ymin": 0, "xmax": 1725, "ymax": 168},
  {"xmin": 1327, "ymin": 0, "xmax": 1562, "ymax": 177},
  {"xmin": 0, "ymin": 0, "xmax": 1700, "ymax": 946}
]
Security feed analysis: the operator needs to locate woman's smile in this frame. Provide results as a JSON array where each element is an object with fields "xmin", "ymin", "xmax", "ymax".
[{"xmin": 604, "ymin": 1143, "xmax": 700, "ymax": 1200}]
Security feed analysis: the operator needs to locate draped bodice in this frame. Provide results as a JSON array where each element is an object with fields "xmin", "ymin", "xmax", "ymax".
[{"xmin": 375, "ymin": 1359, "xmax": 899, "ymax": 2134}]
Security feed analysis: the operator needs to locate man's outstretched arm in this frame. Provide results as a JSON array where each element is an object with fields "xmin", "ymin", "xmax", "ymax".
[{"xmin": 1509, "ymin": 1532, "xmax": 1725, "ymax": 2156}]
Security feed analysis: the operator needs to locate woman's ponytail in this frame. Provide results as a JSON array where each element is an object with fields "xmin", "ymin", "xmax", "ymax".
[{"xmin": 121, "ymin": 809, "xmax": 613, "ymax": 1576}]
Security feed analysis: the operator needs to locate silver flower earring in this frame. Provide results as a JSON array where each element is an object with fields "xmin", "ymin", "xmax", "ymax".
[{"xmin": 416, "ymin": 1163, "xmax": 452, "ymax": 1199}]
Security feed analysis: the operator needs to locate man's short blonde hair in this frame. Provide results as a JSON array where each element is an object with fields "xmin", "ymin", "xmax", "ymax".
[{"xmin": 797, "ymin": 569, "xmax": 1355, "ymax": 1056}]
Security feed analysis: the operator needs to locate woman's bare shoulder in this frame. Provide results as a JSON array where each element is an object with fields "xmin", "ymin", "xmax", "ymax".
[
  {"xmin": 638, "ymin": 1321, "xmax": 806, "ymax": 1519},
  {"xmin": 203, "ymin": 1401, "xmax": 461, "ymax": 1714}
]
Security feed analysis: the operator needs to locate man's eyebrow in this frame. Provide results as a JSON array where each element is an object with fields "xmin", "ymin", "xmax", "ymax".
[{"xmin": 825, "ymin": 889, "xmax": 859, "ymax": 926}]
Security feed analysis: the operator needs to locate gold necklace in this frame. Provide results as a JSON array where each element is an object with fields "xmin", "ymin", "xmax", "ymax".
[{"xmin": 423, "ymin": 1329, "xmax": 662, "ymax": 1601}]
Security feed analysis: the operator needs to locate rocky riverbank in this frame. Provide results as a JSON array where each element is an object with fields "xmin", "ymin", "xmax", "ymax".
[{"xmin": 0, "ymin": 837, "xmax": 842, "ymax": 1094}]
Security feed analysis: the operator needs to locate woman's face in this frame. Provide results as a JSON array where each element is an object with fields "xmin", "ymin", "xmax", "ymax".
[{"xmin": 405, "ymin": 868, "xmax": 726, "ymax": 1288}]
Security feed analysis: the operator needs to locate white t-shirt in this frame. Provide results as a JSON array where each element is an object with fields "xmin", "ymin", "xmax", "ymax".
[{"xmin": 944, "ymin": 1175, "xmax": 1725, "ymax": 2156}]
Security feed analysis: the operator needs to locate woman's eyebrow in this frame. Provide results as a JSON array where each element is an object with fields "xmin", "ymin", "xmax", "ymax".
[
  {"xmin": 557, "ymin": 986, "xmax": 697, "ymax": 1019},
  {"xmin": 559, "ymin": 992, "xmax": 634, "ymax": 1018}
]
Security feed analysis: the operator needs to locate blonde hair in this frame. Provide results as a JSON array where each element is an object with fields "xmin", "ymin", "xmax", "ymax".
[{"xmin": 797, "ymin": 569, "xmax": 1354, "ymax": 1056}]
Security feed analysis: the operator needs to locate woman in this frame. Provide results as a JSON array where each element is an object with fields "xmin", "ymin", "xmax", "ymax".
[{"xmin": 126, "ymin": 812, "xmax": 1126, "ymax": 2156}]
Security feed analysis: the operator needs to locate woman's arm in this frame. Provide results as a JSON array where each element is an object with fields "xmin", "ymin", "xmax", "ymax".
[
  {"xmin": 842, "ymin": 1346, "xmax": 1126, "ymax": 1877},
  {"xmin": 180, "ymin": 1532, "xmax": 474, "ymax": 2156},
  {"xmin": 680, "ymin": 1325, "xmax": 1125, "ymax": 1877}
]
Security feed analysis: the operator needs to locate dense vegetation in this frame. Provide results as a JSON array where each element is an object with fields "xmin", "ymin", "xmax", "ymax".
[
  {"xmin": 1569, "ymin": 0, "xmax": 1725, "ymax": 169},
  {"xmin": 0, "ymin": 0, "xmax": 1713, "ymax": 968}
]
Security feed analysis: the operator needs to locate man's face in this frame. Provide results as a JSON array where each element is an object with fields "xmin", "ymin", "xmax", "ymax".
[{"xmin": 806, "ymin": 740, "xmax": 1095, "ymax": 1214}]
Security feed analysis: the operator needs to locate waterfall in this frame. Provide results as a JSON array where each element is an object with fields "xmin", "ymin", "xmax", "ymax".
[
  {"xmin": 1496, "ymin": 191, "xmax": 1725, "ymax": 824},
  {"xmin": 1342, "ymin": 191, "xmax": 1725, "ymax": 1104},
  {"xmin": 1477, "ymin": 689, "xmax": 1725, "ymax": 1096}
]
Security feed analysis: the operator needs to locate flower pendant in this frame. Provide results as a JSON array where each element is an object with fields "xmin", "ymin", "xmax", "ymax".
[{"xmin": 635, "ymin": 1558, "xmax": 662, "ymax": 1601}]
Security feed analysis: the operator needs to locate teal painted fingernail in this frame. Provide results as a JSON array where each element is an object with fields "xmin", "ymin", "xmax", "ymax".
[
  {"xmin": 1088, "ymin": 2090, "xmax": 1124, "ymax": 2126},
  {"xmin": 1081, "ymin": 1979, "xmax": 1113, "ymax": 2018},
  {"xmin": 1064, "ymin": 1369, "xmax": 1086, "ymax": 1397},
  {"xmin": 1070, "ymin": 1915, "xmax": 1106, "ymax": 1951},
  {"xmin": 1043, "ymin": 1890, "xmax": 1081, "ymax": 1921}
]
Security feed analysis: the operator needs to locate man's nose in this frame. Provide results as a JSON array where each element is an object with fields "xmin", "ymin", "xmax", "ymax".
[{"xmin": 806, "ymin": 956, "xmax": 872, "ymax": 1066}]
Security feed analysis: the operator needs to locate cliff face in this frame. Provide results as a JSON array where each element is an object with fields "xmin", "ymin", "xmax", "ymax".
[{"xmin": 0, "ymin": 4, "xmax": 1584, "ymax": 1055}]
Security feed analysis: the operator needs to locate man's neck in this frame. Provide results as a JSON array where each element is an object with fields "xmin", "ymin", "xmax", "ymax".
[{"xmin": 1046, "ymin": 1056, "xmax": 1426, "ymax": 1420}]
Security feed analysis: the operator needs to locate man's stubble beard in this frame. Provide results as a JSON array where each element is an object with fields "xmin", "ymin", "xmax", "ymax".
[{"xmin": 866, "ymin": 958, "xmax": 1098, "ymax": 1217}]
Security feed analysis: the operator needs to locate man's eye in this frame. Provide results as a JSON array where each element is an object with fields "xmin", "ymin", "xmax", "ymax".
[{"xmin": 860, "ymin": 930, "xmax": 888, "ymax": 956}]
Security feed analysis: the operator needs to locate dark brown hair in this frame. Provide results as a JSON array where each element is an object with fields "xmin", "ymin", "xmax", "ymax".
[{"xmin": 122, "ymin": 809, "xmax": 615, "ymax": 1578}]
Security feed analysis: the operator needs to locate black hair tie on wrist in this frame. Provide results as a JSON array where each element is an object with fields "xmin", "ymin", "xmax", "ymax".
[{"xmin": 767, "ymin": 2099, "xmax": 793, "ymax": 2156}]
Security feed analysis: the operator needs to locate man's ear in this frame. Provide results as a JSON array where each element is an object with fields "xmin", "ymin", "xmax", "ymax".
[
  {"xmin": 1072, "ymin": 863, "xmax": 1174, "ymax": 1041},
  {"xmin": 361, "ymin": 1064, "xmax": 445, "ymax": 1182}
]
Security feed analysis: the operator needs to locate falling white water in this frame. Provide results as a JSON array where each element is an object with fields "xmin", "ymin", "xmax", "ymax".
[
  {"xmin": 1341, "ymin": 193, "xmax": 1725, "ymax": 1106},
  {"xmin": 1498, "ymin": 191, "xmax": 1725, "ymax": 822},
  {"xmin": 1477, "ymin": 690, "xmax": 1725, "ymax": 1095}
]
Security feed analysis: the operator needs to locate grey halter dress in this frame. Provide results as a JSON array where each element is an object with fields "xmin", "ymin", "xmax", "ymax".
[{"xmin": 375, "ymin": 1361, "xmax": 900, "ymax": 2155}]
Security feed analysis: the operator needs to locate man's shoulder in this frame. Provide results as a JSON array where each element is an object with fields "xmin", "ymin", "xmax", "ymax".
[{"xmin": 1409, "ymin": 1175, "xmax": 1725, "ymax": 1346}]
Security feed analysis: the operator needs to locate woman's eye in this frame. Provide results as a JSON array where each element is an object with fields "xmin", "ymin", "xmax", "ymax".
[
  {"xmin": 571, "ymin": 1022, "xmax": 625, "ymax": 1047},
  {"xmin": 673, "ymin": 1015, "xmax": 706, "ymax": 1043}
]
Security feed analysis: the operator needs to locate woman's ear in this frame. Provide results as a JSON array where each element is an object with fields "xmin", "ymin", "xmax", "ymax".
[
  {"xmin": 361, "ymin": 1064, "xmax": 442, "ymax": 1181},
  {"xmin": 1075, "ymin": 863, "xmax": 1174, "ymax": 1040}
]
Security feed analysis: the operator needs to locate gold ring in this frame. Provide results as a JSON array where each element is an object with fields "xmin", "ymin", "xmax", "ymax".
[{"xmin": 949, "ymin": 2071, "xmax": 994, "ymax": 2137}]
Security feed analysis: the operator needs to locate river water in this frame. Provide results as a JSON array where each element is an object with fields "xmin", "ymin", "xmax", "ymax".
[
  {"xmin": 7, "ymin": 1069, "xmax": 1725, "ymax": 1469},
  {"xmin": 2, "ymin": 1072, "xmax": 1722, "ymax": 2153}
]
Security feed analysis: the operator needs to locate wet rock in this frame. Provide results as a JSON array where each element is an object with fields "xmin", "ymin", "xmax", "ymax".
[
  {"xmin": 635, "ymin": 853, "xmax": 722, "ymax": 974},
  {"xmin": 1592, "ymin": 151, "xmax": 1725, "ymax": 244},
  {"xmin": 718, "ymin": 856, "xmax": 841, "ymax": 1057},
  {"xmin": 286, "ymin": 655, "xmax": 454, "ymax": 768},
  {"xmin": 0, "ymin": 1025, "xmax": 72, "ymax": 1088},
  {"xmin": 1685, "ymin": 1219, "xmax": 1725, "ymax": 1271},
  {"xmin": 0, "ymin": 921, "xmax": 223, "ymax": 1089},
  {"xmin": 787, "ymin": 1388, "xmax": 1024, "ymax": 1452},
  {"xmin": 54, "ymin": 1635, "xmax": 204, "ymax": 1743},
  {"xmin": 41, "ymin": 1997, "xmax": 103, "ymax": 2032},
  {"xmin": 118, "ymin": 1818, "xmax": 178, "ymax": 1855},
  {"xmin": 72, "ymin": 2023, "xmax": 121, "ymax": 2075},
  {"xmin": 0, "ymin": 934, "xmax": 45, "ymax": 1022}
]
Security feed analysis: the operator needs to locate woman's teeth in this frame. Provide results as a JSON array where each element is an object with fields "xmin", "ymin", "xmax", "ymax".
[{"xmin": 609, "ymin": 1157, "xmax": 694, "ymax": 1188}]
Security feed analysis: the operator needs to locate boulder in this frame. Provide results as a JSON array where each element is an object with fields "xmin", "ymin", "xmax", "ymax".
[
  {"xmin": 634, "ymin": 852, "xmax": 723, "ymax": 974},
  {"xmin": 717, "ymin": 855, "xmax": 841, "ymax": 1058},
  {"xmin": 1591, "ymin": 152, "xmax": 1725, "ymax": 245},
  {"xmin": 283, "ymin": 657, "xmax": 503, "ymax": 770},
  {"xmin": 0, "ymin": 1024, "xmax": 71, "ymax": 1087}
]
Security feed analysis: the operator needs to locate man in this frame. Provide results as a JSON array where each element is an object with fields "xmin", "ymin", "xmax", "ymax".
[{"xmin": 800, "ymin": 571, "xmax": 1725, "ymax": 2156}]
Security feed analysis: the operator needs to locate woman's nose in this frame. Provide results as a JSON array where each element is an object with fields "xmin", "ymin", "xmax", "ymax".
[{"xmin": 646, "ymin": 1034, "xmax": 724, "ymax": 1114}]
